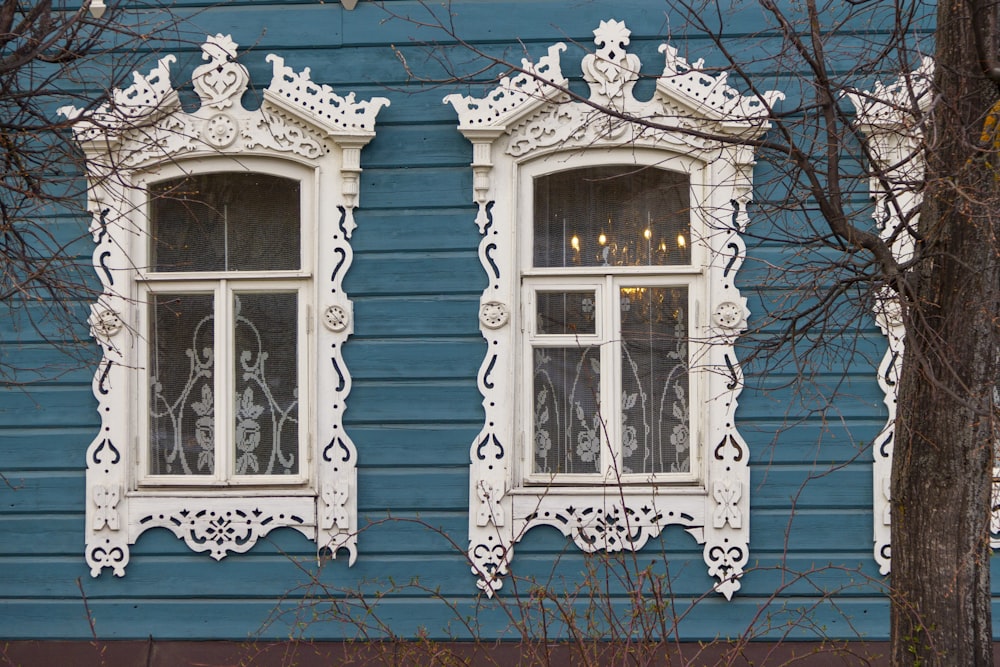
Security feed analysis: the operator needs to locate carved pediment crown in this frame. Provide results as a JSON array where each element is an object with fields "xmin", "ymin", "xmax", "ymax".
[
  {"xmin": 847, "ymin": 56, "xmax": 933, "ymax": 131},
  {"xmin": 446, "ymin": 19, "xmax": 783, "ymax": 140},
  {"xmin": 60, "ymin": 34, "xmax": 390, "ymax": 157}
]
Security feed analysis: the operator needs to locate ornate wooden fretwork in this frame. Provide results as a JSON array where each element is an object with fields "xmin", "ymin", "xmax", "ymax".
[
  {"xmin": 446, "ymin": 20, "xmax": 781, "ymax": 598},
  {"xmin": 61, "ymin": 35, "xmax": 388, "ymax": 576},
  {"xmin": 847, "ymin": 58, "xmax": 1000, "ymax": 573}
]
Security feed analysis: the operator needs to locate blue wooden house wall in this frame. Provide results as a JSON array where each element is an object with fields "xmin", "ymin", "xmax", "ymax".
[{"xmin": 0, "ymin": 0, "xmax": 972, "ymax": 645}]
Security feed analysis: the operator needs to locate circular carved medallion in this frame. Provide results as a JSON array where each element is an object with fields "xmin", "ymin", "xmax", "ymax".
[
  {"xmin": 204, "ymin": 114, "xmax": 238, "ymax": 148},
  {"xmin": 323, "ymin": 305, "xmax": 350, "ymax": 332},
  {"xmin": 479, "ymin": 302, "xmax": 509, "ymax": 329},
  {"xmin": 712, "ymin": 302, "xmax": 743, "ymax": 329},
  {"xmin": 92, "ymin": 309, "xmax": 123, "ymax": 338}
]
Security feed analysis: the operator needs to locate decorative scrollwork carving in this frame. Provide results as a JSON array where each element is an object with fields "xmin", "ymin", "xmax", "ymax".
[
  {"xmin": 245, "ymin": 111, "xmax": 325, "ymax": 158},
  {"xmin": 140, "ymin": 506, "xmax": 306, "ymax": 561},
  {"xmin": 192, "ymin": 34, "xmax": 249, "ymax": 111},
  {"xmin": 265, "ymin": 54, "xmax": 390, "ymax": 133},
  {"xmin": 92, "ymin": 485, "xmax": 121, "ymax": 530}
]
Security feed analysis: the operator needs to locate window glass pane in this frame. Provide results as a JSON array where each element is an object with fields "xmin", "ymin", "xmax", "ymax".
[
  {"xmin": 536, "ymin": 290, "xmax": 596, "ymax": 335},
  {"xmin": 533, "ymin": 166, "xmax": 690, "ymax": 268},
  {"xmin": 233, "ymin": 292, "xmax": 299, "ymax": 476},
  {"xmin": 150, "ymin": 173, "xmax": 300, "ymax": 272},
  {"xmin": 532, "ymin": 346, "xmax": 601, "ymax": 474},
  {"xmin": 620, "ymin": 286, "xmax": 689, "ymax": 474},
  {"xmin": 149, "ymin": 293, "xmax": 215, "ymax": 476}
]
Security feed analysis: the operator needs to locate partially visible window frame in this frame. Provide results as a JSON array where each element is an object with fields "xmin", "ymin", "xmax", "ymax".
[
  {"xmin": 446, "ymin": 20, "xmax": 782, "ymax": 598},
  {"xmin": 847, "ymin": 58, "xmax": 1000, "ymax": 574},
  {"xmin": 61, "ymin": 34, "xmax": 388, "ymax": 575}
]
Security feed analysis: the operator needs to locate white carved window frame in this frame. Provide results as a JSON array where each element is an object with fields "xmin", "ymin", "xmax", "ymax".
[
  {"xmin": 446, "ymin": 20, "xmax": 782, "ymax": 598},
  {"xmin": 60, "ymin": 34, "xmax": 388, "ymax": 576},
  {"xmin": 849, "ymin": 58, "xmax": 1000, "ymax": 574}
]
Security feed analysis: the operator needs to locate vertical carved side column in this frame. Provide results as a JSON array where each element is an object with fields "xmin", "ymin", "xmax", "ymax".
[
  {"xmin": 315, "ymin": 141, "xmax": 366, "ymax": 564},
  {"xmin": 85, "ymin": 181, "xmax": 132, "ymax": 577},
  {"xmin": 702, "ymin": 153, "xmax": 753, "ymax": 599},
  {"xmin": 464, "ymin": 131, "xmax": 516, "ymax": 595}
]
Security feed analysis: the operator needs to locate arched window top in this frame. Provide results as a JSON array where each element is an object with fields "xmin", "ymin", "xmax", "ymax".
[{"xmin": 149, "ymin": 173, "xmax": 302, "ymax": 273}]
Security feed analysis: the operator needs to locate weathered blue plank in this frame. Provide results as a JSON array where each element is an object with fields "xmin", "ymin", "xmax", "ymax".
[
  {"xmin": 346, "ymin": 339, "xmax": 482, "ymax": 380},
  {"xmin": 0, "ymin": 428, "xmax": 91, "ymax": 470},
  {"xmin": 0, "ymin": 386, "xmax": 97, "ymax": 428},
  {"xmin": 349, "ymin": 424, "xmax": 479, "ymax": 468},
  {"xmin": 352, "ymin": 296, "xmax": 481, "ymax": 337},
  {"xmin": 348, "ymin": 381, "xmax": 481, "ymax": 424}
]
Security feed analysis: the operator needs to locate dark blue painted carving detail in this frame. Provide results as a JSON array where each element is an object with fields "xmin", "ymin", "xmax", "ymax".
[
  {"xmin": 336, "ymin": 205, "xmax": 348, "ymax": 235},
  {"xmin": 485, "ymin": 243, "xmax": 500, "ymax": 280},
  {"xmin": 885, "ymin": 351, "xmax": 898, "ymax": 386},
  {"xmin": 713, "ymin": 435, "xmax": 744, "ymax": 462},
  {"xmin": 476, "ymin": 432, "xmax": 504, "ymax": 461},
  {"xmin": 482, "ymin": 354, "xmax": 497, "ymax": 389},
  {"xmin": 724, "ymin": 353, "xmax": 738, "ymax": 389},
  {"xmin": 96, "ymin": 208, "xmax": 110, "ymax": 243},
  {"xmin": 879, "ymin": 432, "xmax": 893, "ymax": 458},
  {"xmin": 332, "ymin": 357, "xmax": 345, "ymax": 393},
  {"xmin": 483, "ymin": 201, "xmax": 495, "ymax": 233},
  {"xmin": 99, "ymin": 251, "xmax": 114, "ymax": 286},
  {"xmin": 723, "ymin": 243, "xmax": 739, "ymax": 277},
  {"xmin": 98, "ymin": 360, "xmax": 113, "ymax": 395},
  {"xmin": 323, "ymin": 436, "xmax": 352, "ymax": 463},
  {"xmin": 331, "ymin": 247, "xmax": 347, "ymax": 287},
  {"xmin": 93, "ymin": 438, "xmax": 121, "ymax": 465}
]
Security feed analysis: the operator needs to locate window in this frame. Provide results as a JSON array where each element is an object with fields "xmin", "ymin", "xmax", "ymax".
[
  {"xmin": 447, "ymin": 20, "xmax": 781, "ymax": 598},
  {"xmin": 61, "ymin": 35, "xmax": 388, "ymax": 575},
  {"xmin": 142, "ymin": 172, "xmax": 308, "ymax": 483},
  {"xmin": 524, "ymin": 165, "xmax": 697, "ymax": 482}
]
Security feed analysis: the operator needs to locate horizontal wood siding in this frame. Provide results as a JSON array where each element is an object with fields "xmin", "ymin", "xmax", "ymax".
[{"xmin": 0, "ymin": 0, "xmax": 937, "ymax": 645}]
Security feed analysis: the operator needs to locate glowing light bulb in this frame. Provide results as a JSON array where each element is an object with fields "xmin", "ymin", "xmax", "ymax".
[
  {"xmin": 570, "ymin": 235, "xmax": 580, "ymax": 252},
  {"xmin": 658, "ymin": 241, "xmax": 667, "ymax": 252},
  {"xmin": 598, "ymin": 233, "xmax": 607, "ymax": 246},
  {"xmin": 643, "ymin": 228, "xmax": 652, "ymax": 240},
  {"xmin": 677, "ymin": 233, "xmax": 686, "ymax": 249}
]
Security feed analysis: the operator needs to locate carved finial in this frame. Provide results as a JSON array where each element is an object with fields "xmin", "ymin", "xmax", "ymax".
[
  {"xmin": 193, "ymin": 34, "xmax": 249, "ymax": 111},
  {"xmin": 582, "ymin": 19, "xmax": 641, "ymax": 104}
]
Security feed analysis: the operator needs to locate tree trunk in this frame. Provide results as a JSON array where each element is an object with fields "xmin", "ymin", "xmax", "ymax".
[{"xmin": 890, "ymin": 2, "xmax": 1000, "ymax": 664}]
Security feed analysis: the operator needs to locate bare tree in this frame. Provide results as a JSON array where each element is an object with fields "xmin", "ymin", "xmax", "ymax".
[
  {"xmin": 377, "ymin": 0, "xmax": 999, "ymax": 663},
  {"xmin": 0, "ymin": 0, "xmax": 180, "ymax": 382}
]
